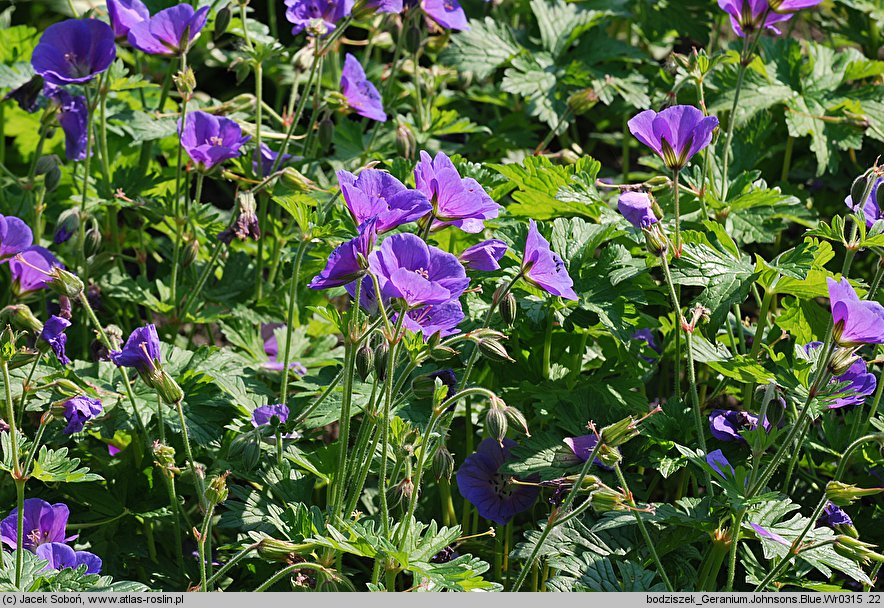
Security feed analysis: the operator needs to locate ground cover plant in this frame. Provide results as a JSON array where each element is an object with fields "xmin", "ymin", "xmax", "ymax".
[{"xmin": 0, "ymin": 0, "xmax": 882, "ymax": 593}]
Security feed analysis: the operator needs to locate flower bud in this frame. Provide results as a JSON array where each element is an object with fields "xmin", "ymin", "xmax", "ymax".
[
  {"xmin": 643, "ymin": 223, "xmax": 669, "ymax": 257},
  {"xmin": 850, "ymin": 167, "xmax": 879, "ymax": 212},
  {"xmin": 429, "ymin": 344, "xmax": 458, "ymax": 361},
  {"xmin": 826, "ymin": 481, "xmax": 884, "ymax": 507},
  {"xmin": 54, "ymin": 208, "xmax": 79, "ymax": 245},
  {"xmin": 404, "ymin": 25, "xmax": 422, "ymax": 54},
  {"xmin": 256, "ymin": 537, "xmax": 316, "ymax": 562},
  {"xmin": 317, "ymin": 118, "xmax": 334, "ymax": 152},
  {"xmin": 567, "ymin": 88, "xmax": 599, "ymax": 115},
  {"xmin": 85, "ymin": 226, "xmax": 102, "ymax": 258},
  {"xmin": 0, "ymin": 326, "xmax": 18, "ymax": 361},
  {"xmin": 228, "ymin": 432, "xmax": 260, "ymax": 471},
  {"xmin": 44, "ymin": 165, "xmax": 62, "ymax": 193},
  {"xmin": 0, "ymin": 305, "xmax": 43, "ymax": 334},
  {"xmin": 478, "ymin": 338, "xmax": 514, "ymax": 363},
  {"xmin": 373, "ymin": 341, "xmax": 389, "ymax": 381},
  {"xmin": 499, "ymin": 292, "xmax": 517, "ymax": 327},
  {"xmin": 834, "ymin": 536, "xmax": 884, "ymax": 564},
  {"xmin": 174, "ymin": 67, "xmax": 196, "ymax": 98},
  {"xmin": 395, "ymin": 122, "xmax": 417, "ymax": 160},
  {"xmin": 34, "ymin": 154, "xmax": 59, "ymax": 176},
  {"xmin": 154, "ymin": 368, "xmax": 185, "ymax": 405},
  {"xmin": 205, "ymin": 471, "xmax": 230, "ymax": 506},
  {"xmin": 355, "ymin": 342, "xmax": 374, "ymax": 382},
  {"xmin": 214, "ymin": 5, "xmax": 232, "ymax": 40},
  {"xmin": 504, "ymin": 406, "xmax": 530, "ymax": 437},
  {"xmin": 485, "ymin": 407, "xmax": 508, "ymax": 446},
  {"xmin": 182, "ymin": 238, "xmax": 199, "ymax": 268},
  {"xmin": 433, "ymin": 446, "xmax": 455, "ymax": 481},
  {"xmin": 52, "ymin": 379, "xmax": 83, "ymax": 398},
  {"xmin": 411, "ymin": 374, "xmax": 441, "ymax": 400}
]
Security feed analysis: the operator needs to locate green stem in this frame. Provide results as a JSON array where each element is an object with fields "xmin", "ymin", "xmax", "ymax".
[
  {"xmin": 331, "ymin": 335, "xmax": 357, "ymax": 519},
  {"xmin": 169, "ymin": 53, "xmax": 190, "ymax": 312},
  {"xmin": 97, "ymin": 72, "xmax": 111, "ymax": 188},
  {"xmin": 279, "ymin": 238, "xmax": 309, "ymax": 401},
  {"xmin": 725, "ymin": 510, "xmax": 745, "ymax": 591},
  {"xmin": 780, "ymin": 136, "xmax": 794, "ymax": 183},
  {"xmin": 396, "ymin": 408, "xmax": 442, "ymax": 548},
  {"xmin": 614, "ymin": 464, "xmax": 674, "ymax": 592},
  {"xmin": 16, "ymin": 357, "xmax": 41, "ymax": 429},
  {"xmin": 672, "ymin": 168, "xmax": 682, "ymax": 254},
  {"xmin": 203, "ymin": 543, "xmax": 259, "ymax": 588},
  {"xmin": 377, "ymin": 314, "xmax": 407, "ymax": 541},
  {"xmin": 14, "ymin": 479, "xmax": 24, "ymax": 589},
  {"xmin": 20, "ymin": 415, "xmax": 49, "ymax": 479},
  {"xmin": 255, "ymin": 562, "xmax": 333, "ymax": 592},
  {"xmin": 541, "ymin": 308, "xmax": 553, "ymax": 380},
  {"xmin": 720, "ymin": 36, "xmax": 751, "ymax": 202},
  {"xmin": 77, "ymin": 85, "xmax": 97, "ymax": 278},
  {"xmin": 180, "ymin": 240, "xmax": 226, "ymax": 319},
  {"xmin": 174, "ymin": 398, "xmax": 206, "ymax": 509},
  {"xmin": 155, "ymin": 393, "xmax": 185, "ymax": 573},
  {"xmin": 198, "ymin": 504, "xmax": 215, "ymax": 591}
]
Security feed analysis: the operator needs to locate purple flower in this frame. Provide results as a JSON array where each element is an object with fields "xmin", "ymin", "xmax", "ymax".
[
  {"xmin": 708, "ymin": 409, "xmax": 772, "ymax": 442},
  {"xmin": 804, "ymin": 341, "xmax": 877, "ymax": 408},
  {"xmin": 345, "ymin": 275, "xmax": 380, "ymax": 315},
  {"xmin": 261, "ymin": 324, "xmax": 308, "ymax": 374},
  {"xmin": 827, "ymin": 277, "xmax": 884, "ymax": 347},
  {"xmin": 749, "ymin": 523, "xmax": 790, "ymax": 546},
  {"xmin": 0, "ymin": 499, "xmax": 74, "ymax": 551},
  {"xmin": 127, "ymin": 4, "xmax": 210, "ymax": 55},
  {"xmin": 632, "ymin": 328, "xmax": 661, "ymax": 362},
  {"xmin": 459, "ymin": 240, "xmax": 507, "ymax": 271},
  {"xmin": 251, "ymin": 403, "xmax": 290, "ymax": 427},
  {"xmin": 55, "ymin": 92, "xmax": 90, "ymax": 162},
  {"xmin": 845, "ymin": 177, "xmax": 883, "ymax": 228},
  {"xmin": 61, "ymin": 396, "xmax": 103, "ymax": 434},
  {"xmin": 36, "ymin": 542, "xmax": 102, "ymax": 574},
  {"xmin": 106, "ymin": 0, "xmax": 150, "ymax": 38},
  {"xmin": 456, "ymin": 438, "xmax": 540, "ymax": 525},
  {"xmin": 717, "ymin": 0, "xmax": 794, "ymax": 36},
  {"xmin": 618, "ymin": 191, "xmax": 658, "ymax": 229},
  {"xmin": 108, "ymin": 444, "xmax": 121, "ymax": 456},
  {"xmin": 368, "ymin": 233, "xmax": 469, "ymax": 309},
  {"xmin": 563, "ymin": 434, "xmax": 614, "ymax": 471},
  {"xmin": 340, "ymin": 53, "xmax": 386, "ymax": 122},
  {"xmin": 364, "ymin": 0, "xmax": 404, "ymax": 13},
  {"xmin": 770, "ymin": 0, "xmax": 824, "ymax": 9},
  {"xmin": 110, "ymin": 324, "xmax": 161, "ymax": 380},
  {"xmin": 398, "ymin": 299, "xmax": 465, "ymax": 338},
  {"xmin": 418, "ymin": 0, "xmax": 470, "ymax": 31},
  {"xmin": 706, "ymin": 449, "xmax": 735, "ymax": 480},
  {"xmin": 253, "ymin": 143, "xmax": 296, "ymax": 178},
  {"xmin": 178, "ymin": 111, "xmax": 251, "ymax": 171},
  {"xmin": 628, "ymin": 106, "xmax": 719, "ymax": 171},
  {"xmin": 309, "ymin": 218, "xmax": 377, "ymax": 289},
  {"xmin": 427, "ymin": 369, "xmax": 457, "ymax": 398},
  {"xmin": 337, "ymin": 169, "xmax": 430, "ymax": 233},
  {"xmin": 817, "ymin": 501, "xmax": 853, "ymax": 529},
  {"xmin": 40, "ymin": 315, "xmax": 72, "ymax": 366},
  {"xmin": 10, "ymin": 247, "xmax": 61, "ymax": 296},
  {"xmin": 3, "ymin": 76, "xmax": 45, "ymax": 113},
  {"xmin": 31, "ymin": 19, "xmax": 116, "ymax": 86},
  {"xmin": 284, "ymin": 0, "xmax": 354, "ymax": 35},
  {"xmin": 0, "ymin": 215, "xmax": 34, "ymax": 260},
  {"xmin": 521, "ymin": 220, "xmax": 578, "ymax": 301},
  {"xmin": 414, "ymin": 151, "xmax": 500, "ymax": 233}
]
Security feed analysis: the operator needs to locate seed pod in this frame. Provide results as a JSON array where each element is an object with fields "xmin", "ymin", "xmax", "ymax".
[
  {"xmin": 154, "ymin": 368, "xmax": 185, "ymax": 405},
  {"xmin": 205, "ymin": 471, "xmax": 230, "ymax": 506},
  {"xmin": 182, "ymin": 238, "xmax": 199, "ymax": 268},
  {"xmin": 44, "ymin": 165, "xmax": 62, "ymax": 192},
  {"xmin": 257, "ymin": 538, "xmax": 311, "ymax": 562},
  {"xmin": 411, "ymin": 374, "xmax": 440, "ymax": 400},
  {"xmin": 47, "ymin": 267, "xmax": 84, "ymax": 299},
  {"xmin": 355, "ymin": 342, "xmax": 374, "ymax": 382},
  {"xmin": 404, "ymin": 25, "xmax": 422, "ymax": 54},
  {"xmin": 52, "ymin": 378, "xmax": 82, "ymax": 398},
  {"xmin": 599, "ymin": 416, "xmax": 640, "ymax": 447},
  {"xmin": 433, "ymin": 446, "xmax": 455, "ymax": 481},
  {"xmin": 395, "ymin": 122, "xmax": 417, "ymax": 160},
  {"xmin": 485, "ymin": 407, "xmax": 508, "ymax": 446},
  {"xmin": 826, "ymin": 481, "xmax": 884, "ymax": 507},
  {"xmin": 214, "ymin": 5, "xmax": 232, "ymax": 40},
  {"xmin": 373, "ymin": 341, "xmax": 389, "ymax": 381},
  {"xmin": 504, "ymin": 406, "xmax": 530, "ymax": 437},
  {"xmin": 499, "ymin": 292, "xmax": 517, "ymax": 327},
  {"xmin": 317, "ymin": 118, "xmax": 334, "ymax": 152},
  {"xmin": 85, "ymin": 226, "xmax": 102, "ymax": 257},
  {"xmin": 850, "ymin": 168, "xmax": 878, "ymax": 209},
  {"xmin": 0, "ymin": 305, "xmax": 43, "ymax": 334}
]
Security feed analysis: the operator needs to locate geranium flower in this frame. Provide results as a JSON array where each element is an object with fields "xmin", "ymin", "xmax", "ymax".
[
  {"xmin": 749, "ymin": 523, "xmax": 790, "ymax": 546},
  {"xmin": 36, "ymin": 542, "xmax": 102, "ymax": 574},
  {"xmin": 456, "ymin": 438, "xmax": 540, "ymax": 525},
  {"xmin": 845, "ymin": 177, "xmax": 883, "ymax": 228},
  {"xmin": 31, "ymin": 19, "xmax": 116, "ymax": 86},
  {"xmin": 412, "ymin": 0, "xmax": 469, "ymax": 30},
  {"xmin": 632, "ymin": 328, "xmax": 662, "ymax": 362},
  {"xmin": 61, "ymin": 396, "xmax": 103, "ymax": 435},
  {"xmin": 398, "ymin": 299, "xmax": 465, "ymax": 338},
  {"xmin": 251, "ymin": 403, "xmax": 290, "ymax": 427},
  {"xmin": 40, "ymin": 315, "xmax": 72, "ymax": 366},
  {"xmin": 520, "ymin": 220, "xmax": 578, "ymax": 301},
  {"xmin": 110, "ymin": 324, "xmax": 161, "ymax": 381},
  {"xmin": 253, "ymin": 143, "xmax": 296, "ymax": 178},
  {"xmin": 127, "ymin": 4, "xmax": 210, "ymax": 55},
  {"xmin": 284, "ymin": 0, "xmax": 354, "ymax": 35},
  {"xmin": 309, "ymin": 218, "xmax": 377, "ymax": 289},
  {"xmin": 706, "ymin": 449, "xmax": 735, "ymax": 480},
  {"xmin": 368, "ymin": 233, "xmax": 469, "ymax": 309},
  {"xmin": 618, "ymin": 191, "xmax": 658, "ymax": 229},
  {"xmin": 414, "ymin": 151, "xmax": 500, "ymax": 233},
  {"xmin": 337, "ymin": 169, "xmax": 430, "ymax": 233},
  {"xmin": 10, "ymin": 247, "xmax": 62, "ymax": 296},
  {"xmin": 364, "ymin": 0, "xmax": 404, "ymax": 13},
  {"xmin": 0, "ymin": 499, "xmax": 74, "ymax": 551},
  {"xmin": 340, "ymin": 53, "xmax": 386, "ymax": 122},
  {"xmin": 708, "ymin": 409, "xmax": 772, "ymax": 442},
  {"xmin": 178, "ymin": 111, "xmax": 251, "ymax": 171},
  {"xmin": 106, "ymin": 0, "xmax": 150, "ymax": 39},
  {"xmin": 805, "ymin": 341, "xmax": 877, "ymax": 408},
  {"xmin": 827, "ymin": 277, "xmax": 884, "ymax": 347},
  {"xmin": 261, "ymin": 324, "xmax": 308, "ymax": 374},
  {"xmin": 0, "ymin": 215, "xmax": 34, "ymax": 260},
  {"xmin": 53, "ymin": 89, "xmax": 90, "ymax": 162},
  {"xmin": 628, "ymin": 105, "xmax": 719, "ymax": 171},
  {"xmin": 717, "ymin": 0, "xmax": 794, "ymax": 36},
  {"xmin": 459, "ymin": 240, "xmax": 507, "ymax": 271},
  {"xmin": 3, "ymin": 76, "xmax": 45, "ymax": 113}
]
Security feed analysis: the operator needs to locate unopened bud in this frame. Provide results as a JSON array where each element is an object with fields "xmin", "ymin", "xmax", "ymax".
[
  {"xmin": 0, "ymin": 305, "xmax": 43, "ymax": 334},
  {"xmin": 404, "ymin": 25, "xmax": 422, "ymax": 54},
  {"xmin": 429, "ymin": 344, "xmax": 458, "ymax": 361},
  {"xmin": 829, "ymin": 347, "xmax": 860, "ymax": 377},
  {"xmin": 395, "ymin": 122, "xmax": 417, "ymax": 160},
  {"xmin": 54, "ymin": 208, "xmax": 80, "ymax": 245},
  {"xmin": 85, "ymin": 226, "xmax": 102, "ymax": 257},
  {"xmin": 256, "ymin": 537, "xmax": 316, "ymax": 562},
  {"xmin": 567, "ymin": 88, "xmax": 599, "ymax": 115},
  {"xmin": 485, "ymin": 407, "xmax": 508, "ymax": 445},
  {"xmin": 48, "ymin": 267, "xmax": 84, "ymax": 299},
  {"xmin": 590, "ymin": 486, "xmax": 629, "ymax": 513},
  {"xmin": 317, "ymin": 118, "xmax": 334, "ymax": 152},
  {"xmin": 478, "ymin": 338, "xmax": 514, "ymax": 363},
  {"xmin": 643, "ymin": 223, "xmax": 669, "ymax": 256},
  {"xmin": 504, "ymin": 406, "xmax": 530, "ymax": 437},
  {"xmin": 373, "ymin": 341, "xmax": 389, "ymax": 381},
  {"xmin": 355, "ymin": 342, "xmax": 374, "ymax": 382},
  {"xmin": 182, "ymin": 239, "xmax": 199, "ymax": 268},
  {"xmin": 499, "ymin": 292, "xmax": 517, "ymax": 327},
  {"xmin": 411, "ymin": 374, "xmax": 441, "ymax": 400},
  {"xmin": 281, "ymin": 167, "xmax": 312, "ymax": 191},
  {"xmin": 433, "ymin": 446, "xmax": 455, "ymax": 481},
  {"xmin": 52, "ymin": 379, "xmax": 82, "ymax": 398},
  {"xmin": 850, "ymin": 167, "xmax": 879, "ymax": 213},
  {"xmin": 214, "ymin": 5, "xmax": 232, "ymax": 40}
]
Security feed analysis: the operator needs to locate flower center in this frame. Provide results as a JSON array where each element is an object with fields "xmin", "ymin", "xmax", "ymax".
[
  {"xmin": 414, "ymin": 268, "xmax": 430, "ymax": 280},
  {"xmin": 209, "ymin": 136, "xmax": 225, "ymax": 146},
  {"xmin": 27, "ymin": 529, "xmax": 43, "ymax": 546}
]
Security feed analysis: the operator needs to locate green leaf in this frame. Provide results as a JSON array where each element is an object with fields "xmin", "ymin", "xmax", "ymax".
[
  {"xmin": 31, "ymin": 447, "xmax": 103, "ymax": 484},
  {"xmin": 493, "ymin": 156, "xmax": 604, "ymax": 220},
  {"xmin": 776, "ymin": 296, "xmax": 831, "ymax": 345},
  {"xmin": 442, "ymin": 18, "xmax": 520, "ymax": 79}
]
